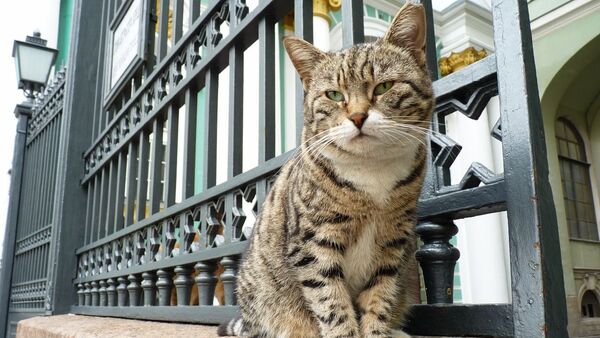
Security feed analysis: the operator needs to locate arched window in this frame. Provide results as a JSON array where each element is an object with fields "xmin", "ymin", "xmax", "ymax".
[
  {"xmin": 555, "ymin": 118, "xmax": 599, "ymax": 240},
  {"xmin": 582, "ymin": 290, "xmax": 600, "ymax": 318}
]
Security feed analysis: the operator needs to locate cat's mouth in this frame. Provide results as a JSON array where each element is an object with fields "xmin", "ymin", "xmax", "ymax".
[
  {"xmin": 349, "ymin": 127, "xmax": 380, "ymax": 141},
  {"xmin": 343, "ymin": 131, "xmax": 372, "ymax": 145}
]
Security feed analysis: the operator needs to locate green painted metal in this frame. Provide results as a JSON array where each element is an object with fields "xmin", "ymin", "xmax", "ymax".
[
  {"xmin": 0, "ymin": 104, "xmax": 32, "ymax": 338},
  {"xmin": 196, "ymin": 89, "xmax": 206, "ymax": 194},
  {"xmin": 55, "ymin": 0, "xmax": 74, "ymax": 69},
  {"xmin": 278, "ymin": 23, "xmax": 287, "ymax": 154}
]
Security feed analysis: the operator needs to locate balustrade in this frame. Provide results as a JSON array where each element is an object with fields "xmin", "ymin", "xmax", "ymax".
[{"xmin": 66, "ymin": 0, "xmax": 566, "ymax": 337}]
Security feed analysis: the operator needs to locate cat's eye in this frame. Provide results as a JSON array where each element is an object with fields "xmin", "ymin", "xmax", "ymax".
[
  {"xmin": 374, "ymin": 81, "xmax": 394, "ymax": 95},
  {"xmin": 326, "ymin": 90, "xmax": 344, "ymax": 102}
]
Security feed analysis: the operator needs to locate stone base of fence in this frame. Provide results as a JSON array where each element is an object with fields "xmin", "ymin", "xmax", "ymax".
[
  {"xmin": 16, "ymin": 314, "xmax": 221, "ymax": 338},
  {"xmin": 16, "ymin": 314, "xmax": 478, "ymax": 338}
]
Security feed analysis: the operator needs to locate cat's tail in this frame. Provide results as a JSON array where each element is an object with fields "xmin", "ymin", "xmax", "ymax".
[{"xmin": 217, "ymin": 316, "xmax": 244, "ymax": 336}]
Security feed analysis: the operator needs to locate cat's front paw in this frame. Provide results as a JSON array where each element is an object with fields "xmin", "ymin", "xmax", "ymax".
[{"xmin": 390, "ymin": 329, "xmax": 411, "ymax": 338}]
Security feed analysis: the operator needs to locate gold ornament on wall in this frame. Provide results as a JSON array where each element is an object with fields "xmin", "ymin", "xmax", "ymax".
[
  {"xmin": 156, "ymin": 0, "xmax": 174, "ymax": 39},
  {"xmin": 439, "ymin": 47, "xmax": 488, "ymax": 77},
  {"xmin": 284, "ymin": 0, "xmax": 341, "ymax": 30}
]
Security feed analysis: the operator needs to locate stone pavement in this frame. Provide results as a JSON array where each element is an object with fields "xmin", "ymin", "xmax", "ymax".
[
  {"xmin": 16, "ymin": 314, "xmax": 470, "ymax": 338},
  {"xmin": 17, "ymin": 314, "xmax": 221, "ymax": 338}
]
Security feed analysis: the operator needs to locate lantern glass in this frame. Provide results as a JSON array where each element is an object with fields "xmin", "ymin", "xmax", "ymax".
[{"xmin": 13, "ymin": 40, "xmax": 57, "ymax": 88}]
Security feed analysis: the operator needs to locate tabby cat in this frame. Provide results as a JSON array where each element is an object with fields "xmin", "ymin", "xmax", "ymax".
[{"xmin": 218, "ymin": 2, "xmax": 433, "ymax": 337}]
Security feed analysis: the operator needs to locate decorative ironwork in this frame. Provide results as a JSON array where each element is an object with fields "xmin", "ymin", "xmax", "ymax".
[
  {"xmin": 64, "ymin": 0, "xmax": 567, "ymax": 337},
  {"xmin": 174, "ymin": 266, "xmax": 194, "ymax": 305},
  {"xmin": 13, "ymin": 226, "xmax": 52, "ymax": 255},
  {"xmin": 141, "ymin": 271, "xmax": 157, "ymax": 306},
  {"xmin": 8, "ymin": 281, "xmax": 46, "ymax": 310},
  {"xmin": 156, "ymin": 269, "xmax": 173, "ymax": 306},
  {"xmin": 26, "ymin": 66, "xmax": 66, "ymax": 143},
  {"xmin": 181, "ymin": 212, "xmax": 197, "ymax": 253},
  {"xmin": 195, "ymin": 260, "xmax": 217, "ymax": 306},
  {"xmin": 127, "ymin": 274, "xmax": 142, "ymax": 306},
  {"xmin": 81, "ymin": 0, "xmax": 237, "ymax": 181},
  {"xmin": 117, "ymin": 276, "xmax": 129, "ymax": 306},
  {"xmin": 415, "ymin": 221, "xmax": 460, "ymax": 304},
  {"xmin": 206, "ymin": 198, "xmax": 225, "ymax": 248}
]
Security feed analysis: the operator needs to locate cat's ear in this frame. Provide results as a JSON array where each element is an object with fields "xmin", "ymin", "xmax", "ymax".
[
  {"xmin": 382, "ymin": 2, "xmax": 427, "ymax": 51},
  {"xmin": 283, "ymin": 36, "xmax": 325, "ymax": 84}
]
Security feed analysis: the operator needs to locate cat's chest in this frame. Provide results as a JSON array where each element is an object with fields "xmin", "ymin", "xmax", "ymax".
[
  {"xmin": 332, "ymin": 157, "xmax": 413, "ymax": 206},
  {"xmin": 342, "ymin": 221, "xmax": 379, "ymax": 298}
]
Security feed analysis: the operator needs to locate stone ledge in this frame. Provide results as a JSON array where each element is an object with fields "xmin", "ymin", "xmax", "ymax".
[
  {"xmin": 16, "ymin": 314, "xmax": 220, "ymax": 338},
  {"xmin": 16, "ymin": 314, "xmax": 478, "ymax": 338}
]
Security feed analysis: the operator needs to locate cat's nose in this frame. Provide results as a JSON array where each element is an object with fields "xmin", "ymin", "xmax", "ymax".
[{"xmin": 348, "ymin": 112, "xmax": 368, "ymax": 129}]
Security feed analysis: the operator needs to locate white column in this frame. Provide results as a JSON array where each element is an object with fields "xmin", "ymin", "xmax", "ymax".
[
  {"xmin": 446, "ymin": 99, "xmax": 510, "ymax": 304},
  {"xmin": 282, "ymin": 6, "xmax": 332, "ymax": 152},
  {"xmin": 434, "ymin": 1, "xmax": 510, "ymax": 304},
  {"xmin": 312, "ymin": 16, "xmax": 331, "ymax": 51}
]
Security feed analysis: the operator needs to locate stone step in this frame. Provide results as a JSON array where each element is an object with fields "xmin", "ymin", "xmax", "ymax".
[
  {"xmin": 17, "ymin": 314, "xmax": 220, "ymax": 338},
  {"xmin": 16, "ymin": 314, "xmax": 479, "ymax": 338}
]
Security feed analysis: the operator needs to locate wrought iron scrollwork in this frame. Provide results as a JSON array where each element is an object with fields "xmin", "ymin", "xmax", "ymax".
[
  {"xmin": 232, "ymin": 189, "xmax": 247, "ymax": 241},
  {"xmin": 230, "ymin": 0, "xmax": 249, "ymax": 26},
  {"xmin": 206, "ymin": 198, "xmax": 225, "ymax": 248}
]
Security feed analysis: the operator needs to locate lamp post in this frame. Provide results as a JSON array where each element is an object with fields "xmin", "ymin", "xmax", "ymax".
[
  {"xmin": 12, "ymin": 31, "xmax": 58, "ymax": 99},
  {"xmin": 0, "ymin": 31, "xmax": 58, "ymax": 338}
]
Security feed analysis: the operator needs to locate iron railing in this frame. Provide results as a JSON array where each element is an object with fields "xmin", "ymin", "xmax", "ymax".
[
  {"xmin": 0, "ymin": 0, "xmax": 567, "ymax": 337},
  {"xmin": 0, "ymin": 68, "xmax": 66, "ymax": 337}
]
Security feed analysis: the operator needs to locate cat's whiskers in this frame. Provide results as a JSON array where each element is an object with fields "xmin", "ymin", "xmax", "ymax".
[
  {"xmin": 304, "ymin": 129, "xmax": 346, "ymax": 160},
  {"xmin": 377, "ymin": 128, "xmax": 411, "ymax": 146},
  {"xmin": 278, "ymin": 128, "xmax": 339, "ymax": 175},
  {"xmin": 384, "ymin": 116, "xmax": 441, "ymax": 127},
  {"xmin": 383, "ymin": 120, "xmax": 464, "ymax": 162},
  {"xmin": 378, "ymin": 124, "xmax": 427, "ymax": 147},
  {"xmin": 381, "ymin": 118, "xmax": 448, "ymax": 137},
  {"xmin": 286, "ymin": 128, "xmax": 346, "ymax": 174},
  {"xmin": 294, "ymin": 136, "xmax": 340, "ymax": 175}
]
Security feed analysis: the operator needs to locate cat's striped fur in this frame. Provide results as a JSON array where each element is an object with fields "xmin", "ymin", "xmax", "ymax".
[{"xmin": 218, "ymin": 3, "xmax": 433, "ymax": 337}]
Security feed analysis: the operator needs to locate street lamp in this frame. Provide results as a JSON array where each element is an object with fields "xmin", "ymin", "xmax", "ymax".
[{"xmin": 12, "ymin": 31, "xmax": 58, "ymax": 98}]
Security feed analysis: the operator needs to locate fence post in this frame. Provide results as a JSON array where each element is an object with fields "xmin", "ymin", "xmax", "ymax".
[
  {"xmin": 0, "ymin": 102, "xmax": 32, "ymax": 338},
  {"xmin": 492, "ymin": 1, "xmax": 568, "ymax": 336},
  {"xmin": 45, "ymin": 0, "xmax": 105, "ymax": 315}
]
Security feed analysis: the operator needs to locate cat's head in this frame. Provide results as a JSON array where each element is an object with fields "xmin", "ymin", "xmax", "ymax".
[{"xmin": 284, "ymin": 2, "xmax": 434, "ymax": 162}]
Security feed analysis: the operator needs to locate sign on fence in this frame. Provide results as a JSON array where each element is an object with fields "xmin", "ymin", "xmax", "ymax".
[{"xmin": 110, "ymin": 0, "xmax": 143, "ymax": 88}]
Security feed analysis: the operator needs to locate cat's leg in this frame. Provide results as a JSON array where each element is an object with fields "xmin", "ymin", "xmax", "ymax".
[
  {"xmin": 390, "ymin": 329, "xmax": 411, "ymax": 338},
  {"xmin": 290, "ymin": 243, "xmax": 361, "ymax": 338},
  {"xmin": 355, "ymin": 227, "xmax": 413, "ymax": 338}
]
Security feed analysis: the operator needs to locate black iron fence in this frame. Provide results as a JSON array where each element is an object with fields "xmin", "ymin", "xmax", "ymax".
[
  {"xmin": 1, "ymin": 0, "xmax": 568, "ymax": 337},
  {"xmin": 0, "ymin": 69, "xmax": 66, "ymax": 337}
]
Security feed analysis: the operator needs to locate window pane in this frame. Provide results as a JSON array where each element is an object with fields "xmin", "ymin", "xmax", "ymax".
[
  {"xmin": 568, "ymin": 142, "xmax": 578, "ymax": 159},
  {"xmin": 564, "ymin": 123, "xmax": 576, "ymax": 142},
  {"xmin": 567, "ymin": 200, "xmax": 577, "ymax": 219},
  {"xmin": 559, "ymin": 140, "xmax": 569, "ymax": 157},
  {"xmin": 569, "ymin": 220, "xmax": 579, "ymax": 238},
  {"xmin": 563, "ymin": 181, "xmax": 574, "ymax": 200},
  {"xmin": 555, "ymin": 121, "xmax": 565, "ymax": 138},
  {"xmin": 562, "ymin": 161, "xmax": 572, "ymax": 181},
  {"xmin": 574, "ymin": 165, "xmax": 584, "ymax": 183},
  {"xmin": 556, "ymin": 119, "xmax": 598, "ymax": 240},
  {"xmin": 578, "ymin": 220, "xmax": 590, "ymax": 240}
]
